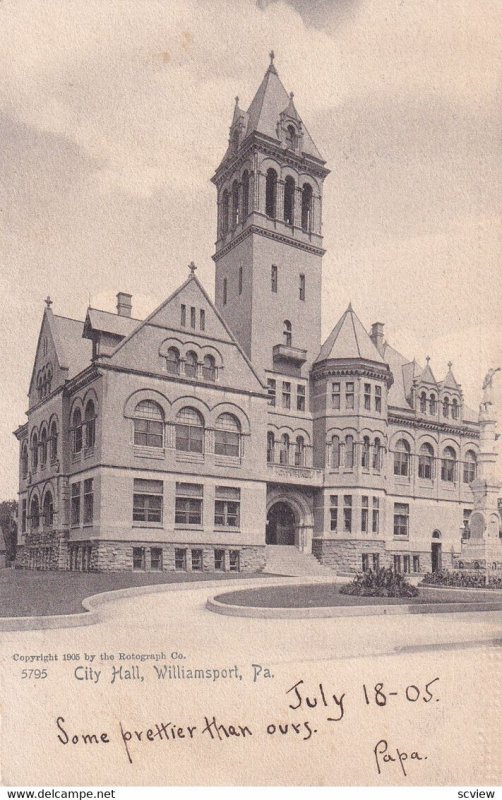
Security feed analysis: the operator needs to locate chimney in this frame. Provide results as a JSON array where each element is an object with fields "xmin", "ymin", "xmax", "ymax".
[
  {"xmin": 370, "ymin": 322, "xmax": 385, "ymax": 356},
  {"xmin": 116, "ymin": 292, "xmax": 132, "ymax": 318}
]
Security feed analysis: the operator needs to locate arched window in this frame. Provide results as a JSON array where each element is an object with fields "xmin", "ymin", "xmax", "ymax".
[
  {"xmin": 50, "ymin": 420, "xmax": 58, "ymax": 461},
  {"xmin": 37, "ymin": 374, "xmax": 43, "ymax": 400},
  {"xmin": 372, "ymin": 437, "xmax": 382, "ymax": 472},
  {"xmin": 175, "ymin": 407, "xmax": 204, "ymax": 453},
  {"xmin": 294, "ymin": 435, "xmax": 305, "ymax": 467},
  {"xmin": 133, "ymin": 400, "xmax": 164, "ymax": 448},
  {"xmin": 441, "ymin": 446, "xmax": 456, "ymax": 482},
  {"xmin": 31, "ymin": 432, "xmax": 39, "ymax": 470},
  {"xmin": 418, "ymin": 442, "xmax": 434, "ymax": 479},
  {"xmin": 215, "ymin": 413, "xmax": 241, "ymax": 457},
  {"xmin": 85, "ymin": 400, "xmax": 96, "ymax": 449},
  {"xmin": 221, "ymin": 190, "xmax": 229, "ymax": 234},
  {"xmin": 40, "ymin": 428, "xmax": 47, "ymax": 467},
  {"xmin": 429, "ymin": 394, "xmax": 437, "ymax": 415},
  {"xmin": 301, "ymin": 183, "xmax": 313, "ymax": 231},
  {"xmin": 43, "ymin": 491, "xmax": 54, "ymax": 528},
  {"xmin": 46, "ymin": 366, "xmax": 52, "ymax": 395},
  {"xmin": 72, "ymin": 408, "xmax": 83, "ymax": 454},
  {"xmin": 241, "ymin": 170, "xmax": 249, "ymax": 218},
  {"xmin": 284, "ymin": 176, "xmax": 295, "ymax": 225},
  {"xmin": 442, "ymin": 397, "xmax": 450, "ymax": 418},
  {"xmin": 279, "ymin": 433, "xmax": 290, "ymax": 465},
  {"xmin": 283, "ymin": 320, "xmax": 292, "ymax": 347},
  {"xmin": 345, "ymin": 435, "xmax": 354, "ymax": 469},
  {"xmin": 419, "ymin": 392, "xmax": 427, "ymax": 413},
  {"xmin": 166, "ymin": 347, "xmax": 180, "ymax": 375},
  {"xmin": 231, "ymin": 179, "xmax": 239, "ymax": 228},
  {"xmin": 184, "ymin": 351, "xmax": 198, "ymax": 379},
  {"xmin": 332, "ymin": 435, "xmax": 340, "ymax": 469},
  {"xmin": 394, "ymin": 438, "xmax": 410, "ymax": 477},
  {"xmin": 463, "ymin": 450, "xmax": 477, "ymax": 483},
  {"xmin": 202, "ymin": 354, "xmax": 216, "ymax": 382},
  {"xmin": 451, "ymin": 398, "xmax": 459, "ymax": 419},
  {"xmin": 361, "ymin": 436, "xmax": 370, "ymax": 469},
  {"xmin": 267, "ymin": 431, "xmax": 275, "ymax": 464},
  {"xmin": 265, "ymin": 168, "xmax": 277, "ymax": 218},
  {"xmin": 286, "ymin": 124, "xmax": 297, "ymax": 149},
  {"xmin": 30, "ymin": 495, "xmax": 40, "ymax": 530},
  {"xmin": 231, "ymin": 128, "xmax": 239, "ymax": 153},
  {"xmin": 21, "ymin": 442, "xmax": 29, "ymax": 478}
]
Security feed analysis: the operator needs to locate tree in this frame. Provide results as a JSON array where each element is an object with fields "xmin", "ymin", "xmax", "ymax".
[{"xmin": 0, "ymin": 500, "xmax": 17, "ymax": 564}]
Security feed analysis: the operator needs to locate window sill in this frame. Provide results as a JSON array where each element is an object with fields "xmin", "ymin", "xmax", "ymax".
[
  {"xmin": 393, "ymin": 536, "xmax": 409, "ymax": 541},
  {"xmin": 175, "ymin": 453, "xmax": 204, "ymax": 463},
  {"xmin": 214, "ymin": 456, "xmax": 242, "ymax": 466},
  {"xmin": 214, "ymin": 527, "xmax": 241, "ymax": 533},
  {"xmin": 132, "ymin": 523, "xmax": 164, "ymax": 529},
  {"xmin": 174, "ymin": 524, "xmax": 204, "ymax": 531},
  {"xmin": 82, "ymin": 523, "xmax": 95, "ymax": 528},
  {"xmin": 84, "ymin": 447, "xmax": 95, "ymax": 459},
  {"xmin": 133, "ymin": 446, "xmax": 165, "ymax": 460}
]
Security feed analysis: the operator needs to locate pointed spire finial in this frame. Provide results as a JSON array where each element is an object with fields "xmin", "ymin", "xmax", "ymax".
[
  {"xmin": 45, "ymin": 295, "xmax": 53, "ymax": 309},
  {"xmin": 426, "ymin": 355, "xmax": 430, "ymax": 364},
  {"xmin": 234, "ymin": 96, "xmax": 239, "ymax": 106},
  {"xmin": 448, "ymin": 360, "xmax": 453, "ymax": 370},
  {"xmin": 188, "ymin": 261, "xmax": 197, "ymax": 275},
  {"xmin": 347, "ymin": 301, "xmax": 353, "ymax": 312},
  {"xmin": 290, "ymin": 91, "xmax": 294, "ymax": 99},
  {"xmin": 269, "ymin": 50, "xmax": 275, "ymax": 65}
]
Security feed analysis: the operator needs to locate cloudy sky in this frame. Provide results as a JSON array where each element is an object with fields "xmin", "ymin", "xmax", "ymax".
[{"xmin": 0, "ymin": 0, "xmax": 500, "ymax": 497}]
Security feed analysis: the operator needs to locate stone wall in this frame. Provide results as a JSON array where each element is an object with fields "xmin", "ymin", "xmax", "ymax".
[{"xmin": 312, "ymin": 538, "xmax": 386, "ymax": 572}]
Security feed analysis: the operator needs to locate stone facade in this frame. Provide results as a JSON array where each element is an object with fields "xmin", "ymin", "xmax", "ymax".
[{"xmin": 14, "ymin": 58, "xmax": 481, "ymax": 576}]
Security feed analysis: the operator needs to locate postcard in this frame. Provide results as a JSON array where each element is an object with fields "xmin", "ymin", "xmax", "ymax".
[{"xmin": 0, "ymin": 0, "xmax": 501, "ymax": 789}]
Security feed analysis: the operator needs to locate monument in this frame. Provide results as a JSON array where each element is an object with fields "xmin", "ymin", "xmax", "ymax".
[{"xmin": 457, "ymin": 368, "xmax": 502, "ymax": 572}]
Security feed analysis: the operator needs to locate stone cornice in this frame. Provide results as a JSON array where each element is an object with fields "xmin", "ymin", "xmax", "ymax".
[
  {"xmin": 213, "ymin": 224, "xmax": 325, "ymax": 261},
  {"xmin": 388, "ymin": 412, "xmax": 480, "ymax": 438},
  {"xmin": 312, "ymin": 361, "xmax": 394, "ymax": 388}
]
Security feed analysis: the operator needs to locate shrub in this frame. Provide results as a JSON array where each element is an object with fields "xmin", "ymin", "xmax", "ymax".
[
  {"xmin": 421, "ymin": 570, "xmax": 502, "ymax": 590},
  {"xmin": 340, "ymin": 567, "xmax": 419, "ymax": 598}
]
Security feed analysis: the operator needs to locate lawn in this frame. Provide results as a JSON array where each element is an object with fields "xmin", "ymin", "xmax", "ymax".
[
  {"xmin": 0, "ymin": 568, "xmax": 272, "ymax": 617},
  {"xmin": 214, "ymin": 583, "xmax": 502, "ymax": 609}
]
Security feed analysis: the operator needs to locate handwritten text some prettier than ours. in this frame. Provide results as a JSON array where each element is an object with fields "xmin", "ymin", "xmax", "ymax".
[{"xmin": 54, "ymin": 676, "xmax": 440, "ymax": 777}]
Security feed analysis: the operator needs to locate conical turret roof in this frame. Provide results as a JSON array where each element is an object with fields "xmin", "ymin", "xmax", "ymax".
[{"xmin": 316, "ymin": 304, "xmax": 386, "ymax": 364}]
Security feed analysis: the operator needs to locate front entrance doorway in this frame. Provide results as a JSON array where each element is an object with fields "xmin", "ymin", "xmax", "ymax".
[
  {"xmin": 431, "ymin": 542, "xmax": 442, "ymax": 572},
  {"xmin": 266, "ymin": 502, "xmax": 296, "ymax": 545}
]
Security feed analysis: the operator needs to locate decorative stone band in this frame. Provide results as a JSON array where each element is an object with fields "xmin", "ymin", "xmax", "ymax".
[{"xmin": 213, "ymin": 223, "xmax": 325, "ymax": 261}]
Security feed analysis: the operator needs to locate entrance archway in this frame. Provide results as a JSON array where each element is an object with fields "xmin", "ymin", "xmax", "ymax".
[
  {"xmin": 266, "ymin": 502, "xmax": 296, "ymax": 545},
  {"xmin": 431, "ymin": 531, "xmax": 442, "ymax": 572}
]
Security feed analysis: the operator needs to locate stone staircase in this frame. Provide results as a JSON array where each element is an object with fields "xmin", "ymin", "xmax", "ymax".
[{"xmin": 264, "ymin": 545, "xmax": 336, "ymax": 577}]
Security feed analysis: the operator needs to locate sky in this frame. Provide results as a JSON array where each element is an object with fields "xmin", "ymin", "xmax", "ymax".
[{"xmin": 0, "ymin": 0, "xmax": 500, "ymax": 497}]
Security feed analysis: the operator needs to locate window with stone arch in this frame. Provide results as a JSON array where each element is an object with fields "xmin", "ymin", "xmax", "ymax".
[
  {"xmin": 72, "ymin": 408, "xmax": 83, "ymax": 454},
  {"xmin": 166, "ymin": 347, "xmax": 181, "ymax": 375},
  {"xmin": 265, "ymin": 168, "xmax": 277, "ymax": 218},
  {"xmin": 463, "ymin": 449, "xmax": 477, "ymax": 483},
  {"xmin": 241, "ymin": 170, "xmax": 249, "ymax": 218},
  {"xmin": 221, "ymin": 190, "xmax": 229, "ymax": 235},
  {"xmin": 442, "ymin": 396, "xmax": 450, "ymax": 418},
  {"xmin": 279, "ymin": 433, "xmax": 290, "ymax": 465},
  {"xmin": 30, "ymin": 495, "xmax": 40, "ymax": 530},
  {"xmin": 361, "ymin": 436, "xmax": 370, "ymax": 469},
  {"xmin": 85, "ymin": 399, "xmax": 96, "ymax": 449},
  {"xmin": 31, "ymin": 431, "xmax": 39, "ymax": 470},
  {"xmin": 331, "ymin": 435, "xmax": 340, "ymax": 469},
  {"xmin": 214, "ymin": 413, "xmax": 241, "ymax": 458},
  {"xmin": 231, "ymin": 179, "xmax": 239, "ymax": 228},
  {"xmin": 418, "ymin": 442, "xmax": 434, "ymax": 479},
  {"xmin": 184, "ymin": 351, "xmax": 198, "ymax": 379},
  {"xmin": 202, "ymin": 354, "xmax": 216, "ymax": 382},
  {"xmin": 429, "ymin": 393, "xmax": 437, "ymax": 415},
  {"xmin": 301, "ymin": 183, "xmax": 313, "ymax": 231},
  {"xmin": 373, "ymin": 437, "xmax": 382, "ymax": 472},
  {"xmin": 394, "ymin": 438, "xmax": 411, "ymax": 477},
  {"xmin": 133, "ymin": 400, "xmax": 164, "ymax": 448},
  {"xmin": 419, "ymin": 391, "xmax": 427, "ymax": 413},
  {"xmin": 50, "ymin": 420, "xmax": 58, "ymax": 461},
  {"xmin": 451, "ymin": 397, "xmax": 459, "ymax": 419},
  {"xmin": 345, "ymin": 435, "xmax": 355, "ymax": 469},
  {"xmin": 21, "ymin": 441, "xmax": 29, "ymax": 478},
  {"xmin": 267, "ymin": 431, "xmax": 275, "ymax": 463},
  {"xmin": 283, "ymin": 320, "xmax": 292, "ymax": 347},
  {"xmin": 43, "ymin": 490, "xmax": 54, "ymax": 528},
  {"xmin": 286, "ymin": 124, "xmax": 297, "ymax": 149},
  {"xmin": 294, "ymin": 435, "xmax": 305, "ymax": 467},
  {"xmin": 284, "ymin": 175, "xmax": 295, "ymax": 225},
  {"xmin": 441, "ymin": 446, "xmax": 457, "ymax": 482},
  {"xmin": 175, "ymin": 407, "xmax": 204, "ymax": 454},
  {"xmin": 40, "ymin": 427, "xmax": 48, "ymax": 467}
]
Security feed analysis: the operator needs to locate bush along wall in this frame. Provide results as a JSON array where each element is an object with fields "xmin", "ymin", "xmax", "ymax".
[
  {"xmin": 421, "ymin": 570, "xmax": 502, "ymax": 590},
  {"xmin": 340, "ymin": 568, "xmax": 419, "ymax": 598}
]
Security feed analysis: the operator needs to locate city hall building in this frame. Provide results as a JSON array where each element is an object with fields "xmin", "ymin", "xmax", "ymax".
[{"xmin": 14, "ymin": 58, "xmax": 480, "ymax": 575}]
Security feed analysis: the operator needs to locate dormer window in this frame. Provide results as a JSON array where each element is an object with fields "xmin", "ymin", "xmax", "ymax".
[
  {"xmin": 419, "ymin": 391, "xmax": 427, "ymax": 413},
  {"xmin": 286, "ymin": 124, "xmax": 297, "ymax": 149}
]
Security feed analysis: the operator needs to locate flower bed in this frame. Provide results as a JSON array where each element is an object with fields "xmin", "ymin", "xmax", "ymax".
[
  {"xmin": 339, "ymin": 568, "xmax": 418, "ymax": 598},
  {"xmin": 421, "ymin": 569, "xmax": 502, "ymax": 590}
]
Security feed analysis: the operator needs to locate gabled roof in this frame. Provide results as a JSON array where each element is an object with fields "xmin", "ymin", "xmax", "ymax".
[
  {"xmin": 417, "ymin": 358, "xmax": 437, "ymax": 386},
  {"xmin": 53, "ymin": 316, "xmax": 92, "ymax": 378},
  {"xmin": 441, "ymin": 364, "xmax": 461, "ymax": 391},
  {"xmin": 84, "ymin": 308, "xmax": 141, "ymax": 339},
  {"xmin": 316, "ymin": 304, "xmax": 386, "ymax": 364},
  {"xmin": 402, "ymin": 359, "xmax": 421, "ymax": 399},
  {"xmin": 243, "ymin": 61, "xmax": 323, "ymax": 160}
]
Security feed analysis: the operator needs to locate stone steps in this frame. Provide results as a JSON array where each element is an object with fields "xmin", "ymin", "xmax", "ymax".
[{"xmin": 264, "ymin": 545, "xmax": 336, "ymax": 577}]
